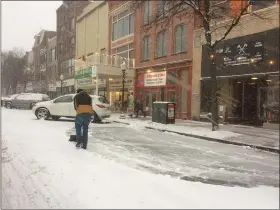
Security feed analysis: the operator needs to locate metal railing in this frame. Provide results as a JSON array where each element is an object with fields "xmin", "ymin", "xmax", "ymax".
[{"xmin": 75, "ymin": 54, "xmax": 135, "ymax": 71}]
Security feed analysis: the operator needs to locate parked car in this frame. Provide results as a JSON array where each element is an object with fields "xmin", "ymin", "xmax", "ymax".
[
  {"xmin": 5, "ymin": 93, "xmax": 50, "ymax": 109},
  {"xmin": 32, "ymin": 94, "xmax": 111, "ymax": 122},
  {"xmin": 1, "ymin": 94, "xmax": 19, "ymax": 107}
]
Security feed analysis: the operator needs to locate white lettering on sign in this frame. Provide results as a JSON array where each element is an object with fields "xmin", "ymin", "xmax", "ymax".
[{"xmin": 144, "ymin": 71, "xmax": 166, "ymax": 87}]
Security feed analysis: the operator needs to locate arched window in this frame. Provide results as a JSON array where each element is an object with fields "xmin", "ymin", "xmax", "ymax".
[{"xmin": 174, "ymin": 24, "xmax": 187, "ymax": 54}]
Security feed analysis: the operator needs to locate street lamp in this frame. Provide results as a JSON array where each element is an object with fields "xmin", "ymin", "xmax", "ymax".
[
  {"xmin": 120, "ymin": 61, "xmax": 126, "ymax": 118},
  {"xmin": 60, "ymin": 74, "xmax": 64, "ymax": 95}
]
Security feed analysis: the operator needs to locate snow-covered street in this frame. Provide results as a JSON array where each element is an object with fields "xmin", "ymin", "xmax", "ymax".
[{"xmin": 1, "ymin": 108, "xmax": 279, "ymax": 209}]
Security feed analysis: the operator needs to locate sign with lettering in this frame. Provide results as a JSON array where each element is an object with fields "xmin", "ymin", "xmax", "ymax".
[
  {"xmin": 215, "ymin": 40, "xmax": 264, "ymax": 66},
  {"xmin": 109, "ymin": 78, "xmax": 133, "ymax": 89},
  {"xmin": 75, "ymin": 66, "xmax": 96, "ymax": 79},
  {"xmin": 77, "ymin": 78, "xmax": 106, "ymax": 88},
  {"xmin": 144, "ymin": 71, "xmax": 166, "ymax": 87}
]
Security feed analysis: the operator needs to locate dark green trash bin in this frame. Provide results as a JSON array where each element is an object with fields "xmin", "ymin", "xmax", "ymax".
[{"xmin": 152, "ymin": 102, "xmax": 161, "ymax": 123}]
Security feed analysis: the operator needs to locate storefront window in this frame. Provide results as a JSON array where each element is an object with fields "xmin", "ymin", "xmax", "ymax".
[
  {"xmin": 168, "ymin": 91, "xmax": 176, "ymax": 103},
  {"xmin": 160, "ymin": 87, "xmax": 165, "ymax": 101},
  {"xmin": 200, "ymin": 80, "xmax": 212, "ymax": 113},
  {"xmin": 167, "ymin": 71, "xmax": 178, "ymax": 84}
]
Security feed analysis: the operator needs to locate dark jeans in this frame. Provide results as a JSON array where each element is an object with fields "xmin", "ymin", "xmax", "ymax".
[
  {"xmin": 75, "ymin": 113, "xmax": 92, "ymax": 149},
  {"xmin": 135, "ymin": 108, "xmax": 146, "ymax": 117}
]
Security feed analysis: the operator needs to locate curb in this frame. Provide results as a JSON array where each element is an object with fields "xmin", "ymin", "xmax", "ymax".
[{"xmin": 113, "ymin": 120, "xmax": 280, "ymax": 154}]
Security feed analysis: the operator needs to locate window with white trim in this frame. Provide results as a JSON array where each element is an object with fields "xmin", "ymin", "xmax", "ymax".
[
  {"xmin": 112, "ymin": 9, "xmax": 134, "ymax": 41},
  {"xmin": 156, "ymin": 0, "xmax": 169, "ymax": 18},
  {"xmin": 142, "ymin": 36, "xmax": 151, "ymax": 61},
  {"xmin": 156, "ymin": 30, "xmax": 167, "ymax": 58},
  {"xmin": 174, "ymin": 24, "xmax": 187, "ymax": 54},
  {"xmin": 112, "ymin": 44, "xmax": 134, "ymax": 60},
  {"xmin": 143, "ymin": 1, "xmax": 152, "ymax": 24}
]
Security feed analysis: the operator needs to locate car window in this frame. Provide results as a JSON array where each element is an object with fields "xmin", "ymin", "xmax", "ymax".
[
  {"xmin": 15, "ymin": 94, "xmax": 32, "ymax": 100},
  {"xmin": 42, "ymin": 94, "xmax": 50, "ymax": 101},
  {"xmin": 98, "ymin": 96, "xmax": 109, "ymax": 104},
  {"xmin": 54, "ymin": 95, "xmax": 73, "ymax": 103}
]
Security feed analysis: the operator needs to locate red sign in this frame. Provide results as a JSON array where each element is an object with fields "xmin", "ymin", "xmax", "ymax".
[
  {"xmin": 168, "ymin": 104, "xmax": 175, "ymax": 119},
  {"xmin": 136, "ymin": 73, "xmax": 145, "ymax": 87}
]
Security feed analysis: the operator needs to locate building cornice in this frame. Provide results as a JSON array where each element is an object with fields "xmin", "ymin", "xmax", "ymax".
[{"xmin": 108, "ymin": 1, "xmax": 132, "ymax": 17}]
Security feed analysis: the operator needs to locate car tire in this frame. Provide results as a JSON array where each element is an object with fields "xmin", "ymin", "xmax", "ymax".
[
  {"xmin": 92, "ymin": 112, "xmax": 102, "ymax": 123},
  {"xmin": 30, "ymin": 102, "xmax": 36, "ymax": 109},
  {"xmin": 35, "ymin": 108, "xmax": 50, "ymax": 120},
  {"xmin": 52, "ymin": 116, "xmax": 61, "ymax": 121},
  {"xmin": 5, "ymin": 102, "xmax": 12, "ymax": 109}
]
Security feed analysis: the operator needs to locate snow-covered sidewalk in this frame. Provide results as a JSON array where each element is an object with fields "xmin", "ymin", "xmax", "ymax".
[
  {"xmin": 2, "ymin": 109, "xmax": 279, "ymax": 209},
  {"xmin": 109, "ymin": 114, "xmax": 279, "ymax": 153}
]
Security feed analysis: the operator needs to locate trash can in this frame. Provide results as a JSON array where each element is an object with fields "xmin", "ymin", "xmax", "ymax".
[
  {"xmin": 153, "ymin": 102, "xmax": 176, "ymax": 124},
  {"xmin": 152, "ymin": 102, "xmax": 161, "ymax": 123}
]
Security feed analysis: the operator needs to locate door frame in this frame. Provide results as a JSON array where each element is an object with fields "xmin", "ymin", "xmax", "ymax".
[{"xmin": 144, "ymin": 87, "xmax": 160, "ymax": 116}]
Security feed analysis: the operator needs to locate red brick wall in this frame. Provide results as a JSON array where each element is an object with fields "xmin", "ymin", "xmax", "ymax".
[{"xmin": 134, "ymin": 2, "xmax": 194, "ymax": 69}]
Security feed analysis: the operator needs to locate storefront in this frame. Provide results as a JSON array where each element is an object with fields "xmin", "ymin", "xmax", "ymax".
[
  {"xmin": 200, "ymin": 28, "xmax": 279, "ymax": 125},
  {"xmin": 109, "ymin": 77, "xmax": 134, "ymax": 111},
  {"xmin": 135, "ymin": 65, "xmax": 192, "ymax": 119}
]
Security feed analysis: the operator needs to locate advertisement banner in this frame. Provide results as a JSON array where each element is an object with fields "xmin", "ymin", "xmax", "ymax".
[{"xmin": 144, "ymin": 71, "xmax": 166, "ymax": 87}]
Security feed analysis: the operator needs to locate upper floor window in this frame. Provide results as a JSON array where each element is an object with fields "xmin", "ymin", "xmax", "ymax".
[
  {"xmin": 112, "ymin": 9, "xmax": 134, "ymax": 41},
  {"xmin": 112, "ymin": 44, "xmax": 134, "ymax": 59},
  {"xmin": 156, "ymin": 30, "xmax": 167, "ymax": 58},
  {"xmin": 60, "ymin": 58, "xmax": 74, "ymax": 77},
  {"xmin": 143, "ymin": 1, "xmax": 152, "ymax": 25},
  {"xmin": 156, "ymin": 0, "xmax": 169, "ymax": 18},
  {"xmin": 174, "ymin": 24, "xmax": 187, "ymax": 54},
  {"xmin": 142, "ymin": 36, "xmax": 151, "ymax": 61}
]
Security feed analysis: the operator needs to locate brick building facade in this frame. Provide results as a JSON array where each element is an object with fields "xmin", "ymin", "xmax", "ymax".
[
  {"xmin": 56, "ymin": 0, "xmax": 89, "ymax": 94},
  {"xmin": 32, "ymin": 30, "xmax": 56, "ymax": 93},
  {"xmin": 134, "ymin": 1, "xmax": 194, "ymax": 119}
]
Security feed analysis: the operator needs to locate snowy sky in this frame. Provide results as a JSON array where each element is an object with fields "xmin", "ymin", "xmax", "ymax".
[{"xmin": 1, "ymin": 1, "xmax": 62, "ymax": 52}]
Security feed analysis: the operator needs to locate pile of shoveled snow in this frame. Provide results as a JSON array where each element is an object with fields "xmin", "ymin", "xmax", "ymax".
[{"xmin": 109, "ymin": 115, "xmax": 242, "ymax": 140}]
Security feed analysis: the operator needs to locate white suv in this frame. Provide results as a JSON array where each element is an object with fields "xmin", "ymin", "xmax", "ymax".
[{"xmin": 32, "ymin": 94, "xmax": 111, "ymax": 122}]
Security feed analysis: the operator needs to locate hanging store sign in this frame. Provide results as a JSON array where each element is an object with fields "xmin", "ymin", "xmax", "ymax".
[
  {"xmin": 215, "ymin": 40, "xmax": 264, "ymax": 66},
  {"xmin": 75, "ymin": 66, "xmax": 96, "ymax": 79},
  {"xmin": 144, "ymin": 71, "xmax": 166, "ymax": 87}
]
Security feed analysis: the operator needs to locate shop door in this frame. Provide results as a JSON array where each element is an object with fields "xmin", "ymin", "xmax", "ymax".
[{"xmin": 145, "ymin": 89, "xmax": 160, "ymax": 116}]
